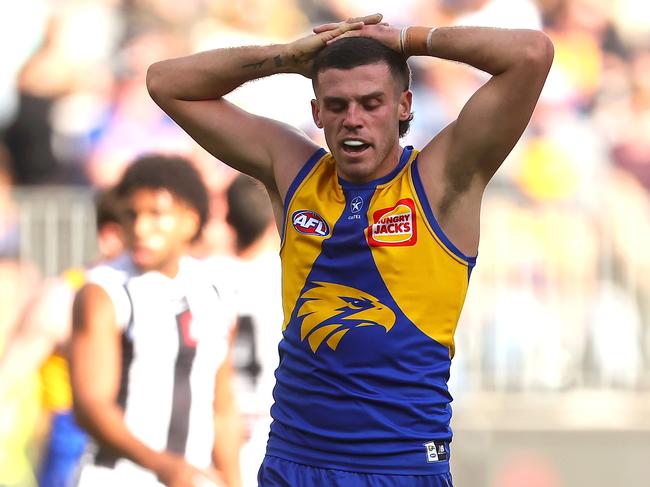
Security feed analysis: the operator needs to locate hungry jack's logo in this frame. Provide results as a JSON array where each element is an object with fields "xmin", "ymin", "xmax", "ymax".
[{"xmin": 367, "ymin": 198, "xmax": 417, "ymax": 246}]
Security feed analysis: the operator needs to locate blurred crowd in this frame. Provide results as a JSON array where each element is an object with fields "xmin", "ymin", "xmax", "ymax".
[{"xmin": 1, "ymin": 0, "xmax": 650, "ymax": 486}]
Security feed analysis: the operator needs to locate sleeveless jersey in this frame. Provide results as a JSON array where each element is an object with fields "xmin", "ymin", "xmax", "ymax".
[
  {"xmin": 209, "ymin": 252, "xmax": 283, "ymax": 487},
  {"xmin": 78, "ymin": 254, "xmax": 233, "ymax": 485},
  {"xmin": 267, "ymin": 146, "xmax": 476, "ymax": 475}
]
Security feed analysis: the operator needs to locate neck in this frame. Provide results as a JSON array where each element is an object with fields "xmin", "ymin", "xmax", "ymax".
[
  {"xmin": 158, "ymin": 259, "xmax": 181, "ymax": 278},
  {"xmin": 135, "ymin": 254, "xmax": 183, "ymax": 279},
  {"xmin": 338, "ymin": 143, "xmax": 404, "ymax": 184}
]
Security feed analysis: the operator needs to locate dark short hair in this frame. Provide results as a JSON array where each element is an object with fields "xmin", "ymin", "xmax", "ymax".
[
  {"xmin": 94, "ymin": 187, "xmax": 124, "ymax": 231},
  {"xmin": 311, "ymin": 37, "xmax": 413, "ymax": 138},
  {"xmin": 115, "ymin": 154, "xmax": 209, "ymax": 241},
  {"xmin": 226, "ymin": 174, "xmax": 273, "ymax": 251}
]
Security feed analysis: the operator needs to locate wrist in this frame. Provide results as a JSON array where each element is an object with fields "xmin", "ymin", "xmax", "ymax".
[
  {"xmin": 279, "ymin": 43, "xmax": 311, "ymax": 76},
  {"xmin": 149, "ymin": 450, "xmax": 174, "ymax": 478},
  {"xmin": 271, "ymin": 45, "xmax": 295, "ymax": 74},
  {"xmin": 401, "ymin": 26, "xmax": 437, "ymax": 57}
]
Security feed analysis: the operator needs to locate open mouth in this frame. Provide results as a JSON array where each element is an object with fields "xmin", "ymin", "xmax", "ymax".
[{"xmin": 342, "ymin": 139, "xmax": 371, "ymax": 154}]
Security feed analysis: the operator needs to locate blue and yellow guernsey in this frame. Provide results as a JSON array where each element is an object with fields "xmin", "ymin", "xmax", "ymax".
[{"xmin": 267, "ymin": 146, "xmax": 477, "ymax": 474}]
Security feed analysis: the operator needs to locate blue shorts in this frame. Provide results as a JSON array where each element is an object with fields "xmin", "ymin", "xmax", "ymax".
[
  {"xmin": 258, "ymin": 456, "xmax": 453, "ymax": 487},
  {"xmin": 38, "ymin": 410, "xmax": 88, "ymax": 487}
]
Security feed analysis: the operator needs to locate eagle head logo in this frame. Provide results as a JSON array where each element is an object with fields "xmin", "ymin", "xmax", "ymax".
[{"xmin": 296, "ymin": 282, "xmax": 396, "ymax": 353}]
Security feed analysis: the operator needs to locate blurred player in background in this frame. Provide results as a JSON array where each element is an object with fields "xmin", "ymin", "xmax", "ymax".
[
  {"xmin": 70, "ymin": 154, "xmax": 242, "ymax": 487},
  {"xmin": 0, "ymin": 150, "xmax": 44, "ymax": 487},
  {"xmin": 210, "ymin": 174, "xmax": 282, "ymax": 486},
  {"xmin": 147, "ymin": 11, "xmax": 554, "ymax": 486},
  {"xmin": 0, "ymin": 187, "xmax": 124, "ymax": 487}
]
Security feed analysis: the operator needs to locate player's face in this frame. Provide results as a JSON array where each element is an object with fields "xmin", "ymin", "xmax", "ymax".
[
  {"xmin": 123, "ymin": 188, "xmax": 199, "ymax": 275},
  {"xmin": 312, "ymin": 62, "xmax": 412, "ymax": 184}
]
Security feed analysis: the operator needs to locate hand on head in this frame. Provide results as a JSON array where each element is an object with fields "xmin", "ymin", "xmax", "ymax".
[
  {"xmin": 311, "ymin": 13, "xmax": 384, "ymax": 35},
  {"xmin": 285, "ymin": 13, "xmax": 385, "ymax": 77},
  {"xmin": 319, "ymin": 15, "xmax": 402, "ymax": 53}
]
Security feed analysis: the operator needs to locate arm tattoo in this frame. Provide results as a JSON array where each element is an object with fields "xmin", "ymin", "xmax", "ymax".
[
  {"xmin": 273, "ymin": 55, "xmax": 284, "ymax": 67},
  {"xmin": 291, "ymin": 51, "xmax": 311, "ymax": 66},
  {"xmin": 242, "ymin": 58, "xmax": 267, "ymax": 70}
]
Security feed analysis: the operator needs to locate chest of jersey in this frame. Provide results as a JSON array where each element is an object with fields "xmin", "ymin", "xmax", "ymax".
[{"xmin": 281, "ymin": 147, "xmax": 473, "ymax": 356}]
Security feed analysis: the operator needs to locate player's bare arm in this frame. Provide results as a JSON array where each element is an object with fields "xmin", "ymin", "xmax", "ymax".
[
  {"xmin": 337, "ymin": 23, "xmax": 553, "ymax": 255},
  {"xmin": 0, "ymin": 279, "xmax": 72, "ymax": 395},
  {"xmin": 71, "ymin": 284, "xmax": 207, "ymax": 487},
  {"xmin": 211, "ymin": 325, "xmax": 242, "ymax": 487},
  {"xmin": 146, "ymin": 14, "xmax": 382, "ymax": 208},
  {"xmin": 421, "ymin": 28, "xmax": 554, "ymax": 183},
  {"xmin": 423, "ymin": 27, "xmax": 553, "ymax": 254}
]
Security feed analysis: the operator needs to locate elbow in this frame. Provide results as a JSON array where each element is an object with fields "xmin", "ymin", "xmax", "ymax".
[
  {"xmin": 71, "ymin": 390, "xmax": 99, "ymax": 434},
  {"xmin": 146, "ymin": 61, "xmax": 167, "ymax": 103},
  {"xmin": 72, "ymin": 398, "xmax": 92, "ymax": 432},
  {"xmin": 523, "ymin": 31, "xmax": 555, "ymax": 71}
]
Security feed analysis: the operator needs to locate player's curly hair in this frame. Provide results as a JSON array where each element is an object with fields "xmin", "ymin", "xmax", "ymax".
[
  {"xmin": 311, "ymin": 37, "xmax": 414, "ymax": 138},
  {"xmin": 94, "ymin": 187, "xmax": 124, "ymax": 231},
  {"xmin": 115, "ymin": 154, "xmax": 209, "ymax": 241}
]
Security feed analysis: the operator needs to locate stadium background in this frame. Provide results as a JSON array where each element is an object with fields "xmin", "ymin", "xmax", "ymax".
[{"xmin": 1, "ymin": 0, "xmax": 649, "ymax": 486}]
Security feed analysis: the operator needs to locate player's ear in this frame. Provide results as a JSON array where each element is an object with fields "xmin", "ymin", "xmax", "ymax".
[
  {"xmin": 398, "ymin": 90, "xmax": 413, "ymax": 122},
  {"xmin": 181, "ymin": 209, "xmax": 200, "ymax": 243},
  {"xmin": 311, "ymin": 99, "xmax": 323, "ymax": 129}
]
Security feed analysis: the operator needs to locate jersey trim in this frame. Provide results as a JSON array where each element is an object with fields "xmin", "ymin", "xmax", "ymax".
[
  {"xmin": 338, "ymin": 146, "xmax": 414, "ymax": 190},
  {"xmin": 411, "ymin": 157, "xmax": 477, "ymax": 273},
  {"xmin": 123, "ymin": 284, "xmax": 134, "ymax": 332}
]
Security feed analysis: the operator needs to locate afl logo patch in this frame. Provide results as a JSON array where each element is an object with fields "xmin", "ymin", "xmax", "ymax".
[
  {"xmin": 292, "ymin": 210, "xmax": 330, "ymax": 237},
  {"xmin": 367, "ymin": 198, "xmax": 417, "ymax": 246}
]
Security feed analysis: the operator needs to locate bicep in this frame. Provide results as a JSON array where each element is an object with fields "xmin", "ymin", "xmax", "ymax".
[
  {"xmin": 70, "ymin": 284, "xmax": 122, "ymax": 410},
  {"xmin": 154, "ymin": 97, "xmax": 319, "ymax": 195},
  {"xmin": 437, "ymin": 46, "xmax": 553, "ymax": 187}
]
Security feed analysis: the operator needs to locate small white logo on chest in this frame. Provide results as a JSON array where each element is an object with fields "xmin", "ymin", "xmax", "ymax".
[{"xmin": 350, "ymin": 196, "xmax": 364, "ymax": 213}]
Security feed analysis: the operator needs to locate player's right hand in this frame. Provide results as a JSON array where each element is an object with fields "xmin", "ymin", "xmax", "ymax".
[
  {"xmin": 192, "ymin": 470, "xmax": 227, "ymax": 487},
  {"xmin": 154, "ymin": 452, "xmax": 225, "ymax": 487},
  {"xmin": 284, "ymin": 13, "xmax": 383, "ymax": 78}
]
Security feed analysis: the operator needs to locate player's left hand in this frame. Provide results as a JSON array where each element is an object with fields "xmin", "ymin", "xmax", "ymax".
[
  {"xmin": 322, "ymin": 20, "xmax": 402, "ymax": 54},
  {"xmin": 284, "ymin": 13, "xmax": 385, "ymax": 78},
  {"xmin": 311, "ymin": 13, "xmax": 385, "ymax": 35}
]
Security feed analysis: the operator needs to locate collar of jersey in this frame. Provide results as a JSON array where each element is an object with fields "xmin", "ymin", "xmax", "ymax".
[{"xmin": 337, "ymin": 145, "xmax": 413, "ymax": 190}]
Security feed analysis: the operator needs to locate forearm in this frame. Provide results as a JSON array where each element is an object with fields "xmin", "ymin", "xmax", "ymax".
[
  {"xmin": 212, "ymin": 410, "xmax": 243, "ymax": 487},
  {"xmin": 146, "ymin": 15, "xmax": 379, "ymax": 104},
  {"xmin": 74, "ymin": 400, "xmax": 164, "ymax": 473},
  {"xmin": 147, "ymin": 44, "xmax": 297, "ymax": 103},
  {"xmin": 405, "ymin": 26, "xmax": 553, "ymax": 75}
]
